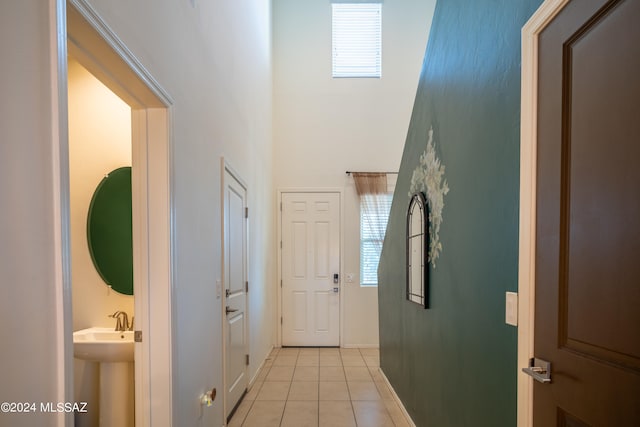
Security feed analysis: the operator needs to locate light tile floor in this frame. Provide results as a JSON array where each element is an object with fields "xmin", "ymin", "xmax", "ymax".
[{"xmin": 228, "ymin": 347, "xmax": 411, "ymax": 427}]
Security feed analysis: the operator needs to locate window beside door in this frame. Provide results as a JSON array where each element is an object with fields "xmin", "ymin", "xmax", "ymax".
[{"xmin": 360, "ymin": 192, "xmax": 392, "ymax": 286}]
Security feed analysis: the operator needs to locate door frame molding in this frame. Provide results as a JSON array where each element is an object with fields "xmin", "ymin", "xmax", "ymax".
[
  {"xmin": 221, "ymin": 158, "xmax": 250, "ymax": 419},
  {"xmin": 276, "ymin": 188, "xmax": 344, "ymax": 348},
  {"xmin": 518, "ymin": 1, "xmax": 570, "ymax": 426},
  {"xmin": 56, "ymin": 1, "xmax": 175, "ymax": 426}
]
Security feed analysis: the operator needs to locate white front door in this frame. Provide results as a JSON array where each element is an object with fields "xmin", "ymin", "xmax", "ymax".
[
  {"xmin": 223, "ymin": 167, "xmax": 248, "ymax": 419},
  {"xmin": 281, "ymin": 192, "xmax": 340, "ymax": 346}
]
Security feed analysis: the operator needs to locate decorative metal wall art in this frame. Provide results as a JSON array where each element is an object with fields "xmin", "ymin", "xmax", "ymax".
[{"xmin": 407, "ymin": 192, "xmax": 429, "ymax": 308}]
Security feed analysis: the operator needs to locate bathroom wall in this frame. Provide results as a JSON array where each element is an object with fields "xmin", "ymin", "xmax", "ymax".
[
  {"xmin": 273, "ymin": 0, "xmax": 437, "ymax": 347},
  {"xmin": 378, "ymin": 0, "xmax": 542, "ymax": 425},
  {"xmin": 68, "ymin": 58, "xmax": 133, "ymax": 331}
]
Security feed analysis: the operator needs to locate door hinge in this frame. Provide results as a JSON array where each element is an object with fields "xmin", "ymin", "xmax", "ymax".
[
  {"xmin": 280, "ymin": 202, "xmax": 282, "ymax": 211},
  {"xmin": 225, "ymin": 289, "xmax": 230, "ymax": 298},
  {"xmin": 280, "ymin": 241, "xmax": 282, "ymax": 249},
  {"xmin": 134, "ymin": 330, "xmax": 143, "ymax": 342},
  {"xmin": 246, "ymin": 354, "xmax": 250, "ymax": 366},
  {"xmin": 280, "ymin": 317, "xmax": 283, "ymax": 325},
  {"xmin": 245, "ymin": 207, "xmax": 248, "ymax": 218},
  {"xmin": 280, "ymin": 279, "xmax": 282, "ymax": 288},
  {"xmin": 245, "ymin": 281, "xmax": 248, "ymax": 292}
]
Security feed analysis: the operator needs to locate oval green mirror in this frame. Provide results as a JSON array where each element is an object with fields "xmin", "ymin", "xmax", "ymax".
[{"xmin": 87, "ymin": 166, "xmax": 133, "ymax": 295}]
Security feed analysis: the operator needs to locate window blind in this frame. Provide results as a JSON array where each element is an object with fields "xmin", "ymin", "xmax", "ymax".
[
  {"xmin": 332, "ymin": 3, "xmax": 382, "ymax": 78},
  {"xmin": 360, "ymin": 193, "xmax": 392, "ymax": 286}
]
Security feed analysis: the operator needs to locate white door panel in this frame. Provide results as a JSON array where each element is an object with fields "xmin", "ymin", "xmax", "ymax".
[
  {"xmin": 314, "ymin": 291, "xmax": 330, "ymax": 332},
  {"xmin": 292, "ymin": 222, "xmax": 307, "ymax": 277},
  {"xmin": 281, "ymin": 192, "xmax": 340, "ymax": 346},
  {"xmin": 315, "ymin": 222, "xmax": 330, "ymax": 277},
  {"xmin": 293, "ymin": 292, "xmax": 307, "ymax": 331}
]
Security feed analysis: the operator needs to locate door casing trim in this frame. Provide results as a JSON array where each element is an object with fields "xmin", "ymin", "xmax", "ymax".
[
  {"xmin": 518, "ymin": 1, "xmax": 570, "ymax": 426},
  {"xmin": 276, "ymin": 188, "xmax": 344, "ymax": 348}
]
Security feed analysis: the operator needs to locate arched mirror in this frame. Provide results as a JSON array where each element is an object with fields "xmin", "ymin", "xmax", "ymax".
[
  {"xmin": 407, "ymin": 192, "xmax": 429, "ymax": 308},
  {"xmin": 87, "ymin": 166, "xmax": 133, "ymax": 295}
]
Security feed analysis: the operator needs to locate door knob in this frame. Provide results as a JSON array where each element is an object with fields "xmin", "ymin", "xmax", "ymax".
[
  {"xmin": 522, "ymin": 357, "xmax": 551, "ymax": 383},
  {"xmin": 226, "ymin": 306, "xmax": 238, "ymax": 315}
]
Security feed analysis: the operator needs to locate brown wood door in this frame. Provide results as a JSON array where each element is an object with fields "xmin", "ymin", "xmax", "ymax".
[{"xmin": 534, "ymin": 0, "xmax": 640, "ymax": 425}]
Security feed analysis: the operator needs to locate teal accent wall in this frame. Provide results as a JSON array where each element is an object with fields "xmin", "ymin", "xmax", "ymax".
[{"xmin": 378, "ymin": 1, "xmax": 542, "ymax": 426}]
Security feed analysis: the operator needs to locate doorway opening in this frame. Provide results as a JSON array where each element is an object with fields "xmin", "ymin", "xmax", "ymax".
[
  {"xmin": 61, "ymin": 1, "xmax": 174, "ymax": 425},
  {"xmin": 68, "ymin": 56, "xmax": 135, "ymax": 426}
]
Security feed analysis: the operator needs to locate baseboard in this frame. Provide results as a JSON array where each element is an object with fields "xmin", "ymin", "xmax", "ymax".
[
  {"xmin": 378, "ymin": 367, "xmax": 416, "ymax": 427},
  {"xmin": 341, "ymin": 344, "xmax": 380, "ymax": 349},
  {"xmin": 248, "ymin": 344, "xmax": 274, "ymax": 388}
]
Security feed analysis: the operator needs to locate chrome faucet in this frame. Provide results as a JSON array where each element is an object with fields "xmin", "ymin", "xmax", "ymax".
[{"xmin": 109, "ymin": 311, "xmax": 130, "ymax": 332}]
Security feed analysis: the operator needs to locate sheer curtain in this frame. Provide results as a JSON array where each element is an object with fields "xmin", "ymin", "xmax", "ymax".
[{"xmin": 353, "ymin": 173, "xmax": 392, "ymax": 285}]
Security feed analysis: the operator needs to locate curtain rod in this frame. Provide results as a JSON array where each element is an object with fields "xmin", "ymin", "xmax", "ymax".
[{"xmin": 345, "ymin": 171, "xmax": 399, "ymax": 175}]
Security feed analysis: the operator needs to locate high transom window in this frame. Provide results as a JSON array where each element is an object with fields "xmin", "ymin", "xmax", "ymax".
[{"xmin": 332, "ymin": 3, "xmax": 382, "ymax": 78}]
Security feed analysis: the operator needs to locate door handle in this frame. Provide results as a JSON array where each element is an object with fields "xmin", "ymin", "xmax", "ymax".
[
  {"xmin": 522, "ymin": 357, "xmax": 551, "ymax": 383},
  {"xmin": 226, "ymin": 306, "xmax": 238, "ymax": 315}
]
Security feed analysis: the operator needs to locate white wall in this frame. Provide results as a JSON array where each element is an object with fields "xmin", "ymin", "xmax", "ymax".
[
  {"xmin": 273, "ymin": 0, "xmax": 436, "ymax": 347},
  {"xmin": 0, "ymin": 2, "xmax": 66, "ymax": 425},
  {"xmin": 68, "ymin": 59, "xmax": 134, "ymax": 331},
  {"xmin": 1, "ymin": 0, "xmax": 431, "ymax": 424},
  {"xmin": 82, "ymin": 0, "xmax": 275, "ymax": 424},
  {"xmin": 0, "ymin": 0, "xmax": 274, "ymax": 426}
]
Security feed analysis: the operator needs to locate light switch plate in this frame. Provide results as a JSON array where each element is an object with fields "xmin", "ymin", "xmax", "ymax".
[{"xmin": 505, "ymin": 291, "xmax": 518, "ymax": 326}]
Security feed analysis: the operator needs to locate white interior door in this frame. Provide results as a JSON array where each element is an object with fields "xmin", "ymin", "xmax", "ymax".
[
  {"xmin": 281, "ymin": 192, "xmax": 340, "ymax": 346},
  {"xmin": 223, "ymin": 167, "xmax": 248, "ymax": 419}
]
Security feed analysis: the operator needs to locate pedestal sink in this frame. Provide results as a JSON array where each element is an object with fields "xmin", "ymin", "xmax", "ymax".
[
  {"xmin": 73, "ymin": 327, "xmax": 134, "ymax": 361},
  {"xmin": 73, "ymin": 327, "xmax": 134, "ymax": 427}
]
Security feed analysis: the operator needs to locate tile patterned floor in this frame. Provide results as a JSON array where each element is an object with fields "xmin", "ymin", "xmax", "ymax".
[{"xmin": 228, "ymin": 347, "xmax": 411, "ymax": 427}]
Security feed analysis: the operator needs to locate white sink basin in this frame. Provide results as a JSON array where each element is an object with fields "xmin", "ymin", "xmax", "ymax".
[{"xmin": 73, "ymin": 327, "xmax": 134, "ymax": 362}]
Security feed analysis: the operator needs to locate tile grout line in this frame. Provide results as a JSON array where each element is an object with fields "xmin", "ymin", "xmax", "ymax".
[
  {"xmin": 238, "ymin": 352, "xmax": 268, "ymax": 427},
  {"xmin": 317, "ymin": 361, "xmax": 321, "ymax": 427},
  {"xmin": 348, "ymin": 349, "xmax": 359, "ymax": 426},
  {"xmin": 235, "ymin": 347, "xmax": 399, "ymax": 427},
  {"xmin": 279, "ymin": 348, "xmax": 299, "ymax": 427},
  {"xmin": 238, "ymin": 356, "xmax": 266, "ymax": 426}
]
